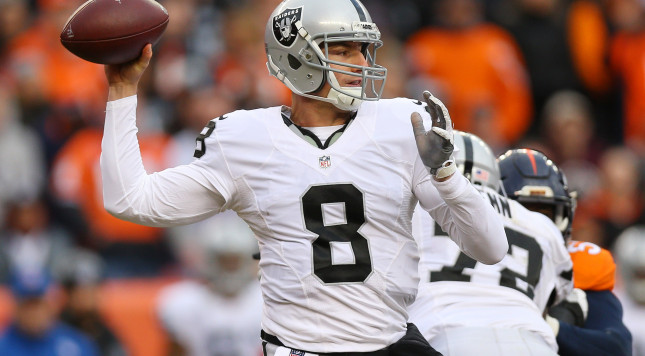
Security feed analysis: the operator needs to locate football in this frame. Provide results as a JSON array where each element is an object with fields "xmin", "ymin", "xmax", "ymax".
[{"xmin": 60, "ymin": 0, "xmax": 169, "ymax": 65}]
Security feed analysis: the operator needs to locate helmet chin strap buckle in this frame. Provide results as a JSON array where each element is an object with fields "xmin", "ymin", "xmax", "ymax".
[
  {"xmin": 326, "ymin": 72, "xmax": 363, "ymax": 111},
  {"xmin": 327, "ymin": 87, "xmax": 362, "ymax": 111}
]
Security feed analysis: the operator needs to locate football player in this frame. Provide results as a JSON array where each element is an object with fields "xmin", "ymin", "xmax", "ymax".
[
  {"xmin": 614, "ymin": 225, "xmax": 645, "ymax": 356},
  {"xmin": 157, "ymin": 210, "xmax": 262, "ymax": 356},
  {"xmin": 409, "ymin": 132, "xmax": 573, "ymax": 355},
  {"xmin": 100, "ymin": 0, "xmax": 508, "ymax": 354},
  {"xmin": 498, "ymin": 148, "xmax": 632, "ymax": 356}
]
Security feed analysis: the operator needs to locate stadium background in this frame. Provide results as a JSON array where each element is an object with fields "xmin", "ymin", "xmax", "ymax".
[{"xmin": 0, "ymin": 0, "xmax": 643, "ymax": 355}]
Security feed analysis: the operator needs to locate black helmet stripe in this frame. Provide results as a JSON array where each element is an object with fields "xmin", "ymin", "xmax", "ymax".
[
  {"xmin": 349, "ymin": 0, "xmax": 367, "ymax": 21},
  {"xmin": 462, "ymin": 134, "xmax": 474, "ymax": 178}
]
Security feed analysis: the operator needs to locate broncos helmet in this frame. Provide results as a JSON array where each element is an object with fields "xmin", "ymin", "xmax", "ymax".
[
  {"xmin": 614, "ymin": 225, "xmax": 645, "ymax": 304},
  {"xmin": 265, "ymin": 0, "xmax": 387, "ymax": 111},
  {"xmin": 453, "ymin": 131, "xmax": 500, "ymax": 190},
  {"xmin": 498, "ymin": 149, "xmax": 576, "ymax": 239}
]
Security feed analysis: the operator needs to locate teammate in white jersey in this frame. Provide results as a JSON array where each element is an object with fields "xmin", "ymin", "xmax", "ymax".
[
  {"xmin": 157, "ymin": 211, "xmax": 263, "ymax": 356},
  {"xmin": 100, "ymin": 0, "xmax": 508, "ymax": 354},
  {"xmin": 600, "ymin": 225, "xmax": 642, "ymax": 356},
  {"xmin": 408, "ymin": 132, "xmax": 573, "ymax": 356},
  {"xmin": 498, "ymin": 148, "xmax": 632, "ymax": 356}
]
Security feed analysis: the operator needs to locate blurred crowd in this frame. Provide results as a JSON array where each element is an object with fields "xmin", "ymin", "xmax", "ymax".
[{"xmin": 0, "ymin": 0, "xmax": 644, "ymax": 355}]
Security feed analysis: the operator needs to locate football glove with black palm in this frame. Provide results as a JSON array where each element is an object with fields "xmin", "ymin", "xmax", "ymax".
[
  {"xmin": 546, "ymin": 288, "xmax": 589, "ymax": 336},
  {"xmin": 411, "ymin": 91, "xmax": 455, "ymax": 179}
]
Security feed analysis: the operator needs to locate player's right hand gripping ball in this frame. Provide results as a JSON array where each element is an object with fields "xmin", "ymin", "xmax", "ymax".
[
  {"xmin": 60, "ymin": 0, "xmax": 169, "ymax": 65},
  {"xmin": 411, "ymin": 91, "xmax": 455, "ymax": 178}
]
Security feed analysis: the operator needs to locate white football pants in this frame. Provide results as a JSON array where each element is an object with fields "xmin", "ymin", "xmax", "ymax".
[{"xmin": 430, "ymin": 327, "xmax": 558, "ymax": 356}]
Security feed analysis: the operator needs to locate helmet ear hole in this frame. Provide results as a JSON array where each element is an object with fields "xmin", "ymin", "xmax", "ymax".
[{"xmin": 287, "ymin": 54, "xmax": 302, "ymax": 70}]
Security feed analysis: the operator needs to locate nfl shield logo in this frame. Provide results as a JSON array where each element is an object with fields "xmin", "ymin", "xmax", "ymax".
[
  {"xmin": 319, "ymin": 155, "xmax": 331, "ymax": 169},
  {"xmin": 289, "ymin": 350, "xmax": 305, "ymax": 356}
]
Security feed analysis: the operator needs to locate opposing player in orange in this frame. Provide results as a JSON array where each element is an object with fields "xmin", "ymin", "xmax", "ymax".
[{"xmin": 499, "ymin": 149, "xmax": 632, "ymax": 356}]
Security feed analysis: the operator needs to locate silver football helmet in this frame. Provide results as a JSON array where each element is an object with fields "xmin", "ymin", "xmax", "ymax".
[
  {"xmin": 265, "ymin": 0, "xmax": 387, "ymax": 111},
  {"xmin": 453, "ymin": 131, "xmax": 501, "ymax": 190},
  {"xmin": 193, "ymin": 211, "xmax": 259, "ymax": 297},
  {"xmin": 614, "ymin": 225, "xmax": 645, "ymax": 304}
]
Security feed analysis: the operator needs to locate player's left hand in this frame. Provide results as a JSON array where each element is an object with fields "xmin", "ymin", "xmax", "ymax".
[{"xmin": 411, "ymin": 91, "xmax": 455, "ymax": 179}]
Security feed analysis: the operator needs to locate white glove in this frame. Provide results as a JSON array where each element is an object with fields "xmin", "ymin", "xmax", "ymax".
[
  {"xmin": 411, "ymin": 91, "xmax": 455, "ymax": 179},
  {"xmin": 565, "ymin": 288, "xmax": 589, "ymax": 321},
  {"xmin": 545, "ymin": 314, "xmax": 561, "ymax": 336}
]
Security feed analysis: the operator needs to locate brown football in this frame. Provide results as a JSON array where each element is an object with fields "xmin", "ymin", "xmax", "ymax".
[{"xmin": 60, "ymin": 0, "xmax": 169, "ymax": 65}]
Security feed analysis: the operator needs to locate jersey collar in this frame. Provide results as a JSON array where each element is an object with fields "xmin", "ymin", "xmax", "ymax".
[{"xmin": 280, "ymin": 106, "xmax": 356, "ymax": 149}]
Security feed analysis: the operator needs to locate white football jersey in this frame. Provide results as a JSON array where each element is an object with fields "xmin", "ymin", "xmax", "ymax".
[
  {"xmin": 614, "ymin": 287, "xmax": 645, "ymax": 356},
  {"xmin": 157, "ymin": 280, "xmax": 263, "ymax": 356},
  {"xmin": 101, "ymin": 96, "xmax": 507, "ymax": 352},
  {"xmin": 408, "ymin": 186, "xmax": 573, "ymax": 351}
]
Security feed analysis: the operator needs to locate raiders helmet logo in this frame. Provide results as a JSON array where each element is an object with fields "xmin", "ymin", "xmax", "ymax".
[{"xmin": 273, "ymin": 7, "xmax": 302, "ymax": 47}]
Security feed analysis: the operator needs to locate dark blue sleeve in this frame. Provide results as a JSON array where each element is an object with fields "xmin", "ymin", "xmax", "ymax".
[{"xmin": 556, "ymin": 290, "xmax": 632, "ymax": 356}]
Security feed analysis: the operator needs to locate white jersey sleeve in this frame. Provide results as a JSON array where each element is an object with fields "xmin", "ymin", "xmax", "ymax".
[
  {"xmin": 414, "ymin": 172, "xmax": 507, "ymax": 265},
  {"xmin": 101, "ymin": 96, "xmax": 230, "ymax": 226}
]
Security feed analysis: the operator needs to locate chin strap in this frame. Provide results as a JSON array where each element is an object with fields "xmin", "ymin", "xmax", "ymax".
[
  {"xmin": 555, "ymin": 216, "xmax": 569, "ymax": 235},
  {"xmin": 326, "ymin": 72, "xmax": 363, "ymax": 111},
  {"xmin": 267, "ymin": 54, "xmax": 365, "ymax": 111},
  {"xmin": 327, "ymin": 87, "xmax": 362, "ymax": 111},
  {"xmin": 268, "ymin": 57, "xmax": 362, "ymax": 111}
]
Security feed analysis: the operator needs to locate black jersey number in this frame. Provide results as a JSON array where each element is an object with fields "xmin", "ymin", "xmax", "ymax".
[
  {"xmin": 430, "ymin": 226, "xmax": 543, "ymax": 299},
  {"xmin": 194, "ymin": 121, "xmax": 216, "ymax": 158},
  {"xmin": 193, "ymin": 115, "xmax": 227, "ymax": 158},
  {"xmin": 301, "ymin": 184, "xmax": 372, "ymax": 284}
]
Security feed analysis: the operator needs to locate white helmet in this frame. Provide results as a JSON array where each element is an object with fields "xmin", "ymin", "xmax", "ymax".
[
  {"xmin": 265, "ymin": 0, "xmax": 387, "ymax": 111},
  {"xmin": 453, "ymin": 131, "xmax": 501, "ymax": 190},
  {"xmin": 614, "ymin": 225, "xmax": 645, "ymax": 304},
  {"xmin": 176, "ymin": 211, "xmax": 259, "ymax": 297}
]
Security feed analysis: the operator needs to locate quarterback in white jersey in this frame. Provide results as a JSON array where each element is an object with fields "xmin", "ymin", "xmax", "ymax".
[
  {"xmin": 100, "ymin": 0, "xmax": 507, "ymax": 353},
  {"xmin": 408, "ymin": 132, "xmax": 573, "ymax": 355}
]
